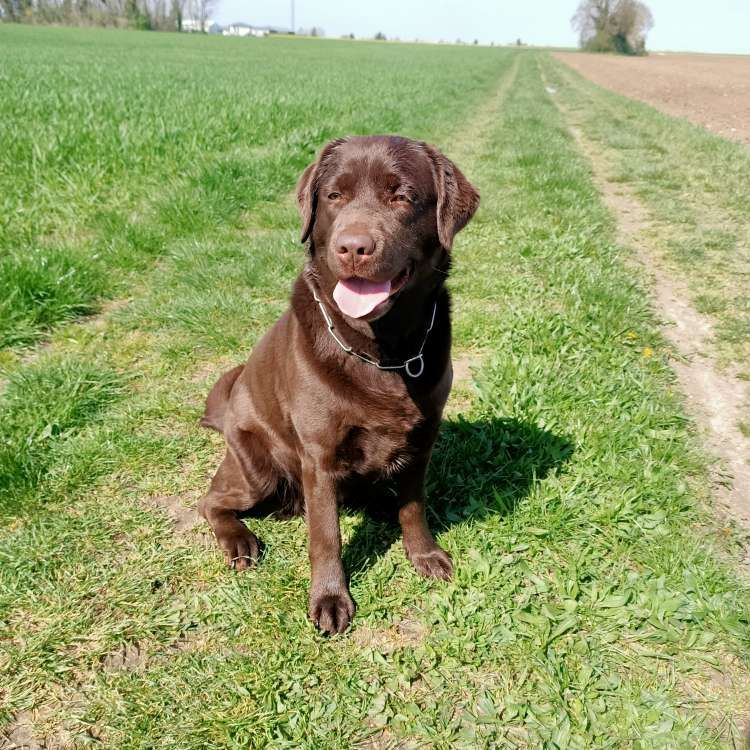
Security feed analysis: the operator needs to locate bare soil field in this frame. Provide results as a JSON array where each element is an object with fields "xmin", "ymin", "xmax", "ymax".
[{"xmin": 555, "ymin": 51, "xmax": 750, "ymax": 146}]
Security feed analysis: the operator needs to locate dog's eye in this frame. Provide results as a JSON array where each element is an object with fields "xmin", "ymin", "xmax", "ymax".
[
  {"xmin": 327, "ymin": 191, "xmax": 342, "ymax": 200},
  {"xmin": 391, "ymin": 194, "xmax": 411, "ymax": 204}
]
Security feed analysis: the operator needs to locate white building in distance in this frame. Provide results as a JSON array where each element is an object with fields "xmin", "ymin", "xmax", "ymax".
[
  {"xmin": 182, "ymin": 17, "xmax": 220, "ymax": 33},
  {"xmin": 223, "ymin": 23, "xmax": 269, "ymax": 37}
]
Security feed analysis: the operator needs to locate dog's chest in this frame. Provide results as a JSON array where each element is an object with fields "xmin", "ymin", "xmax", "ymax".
[{"xmin": 335, "ymin": 400, "xmax": 421, "ymax": 477}]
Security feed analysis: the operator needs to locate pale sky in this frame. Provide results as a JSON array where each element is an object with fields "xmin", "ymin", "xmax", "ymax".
[{"xmin": 213, "ymin": 0, "xmax": 749, "ymax": 54}]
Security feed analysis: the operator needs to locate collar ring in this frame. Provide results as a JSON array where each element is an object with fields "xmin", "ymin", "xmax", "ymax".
[{"xmin": 404, "ymin": 354, "xmax": 425, "ymax": 378}]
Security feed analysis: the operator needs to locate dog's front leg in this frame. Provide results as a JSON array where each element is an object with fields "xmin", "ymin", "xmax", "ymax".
[
  {"xmin": 397, "ymin": 453, "xmax": 454, "ymax": 580},
  {"xmin": 302, "ymin": 457, "xmax": 354, "ymax": 634}
]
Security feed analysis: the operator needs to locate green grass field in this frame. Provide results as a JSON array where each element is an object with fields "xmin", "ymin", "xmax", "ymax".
[{"xmin": 1, "ymin": 25, "xmax": 749, "ymax": 749}]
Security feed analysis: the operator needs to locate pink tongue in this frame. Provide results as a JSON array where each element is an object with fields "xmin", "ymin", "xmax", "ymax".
[{"xmin": 333, "ymin": 278, "xmax": 391, "ymax": 318}]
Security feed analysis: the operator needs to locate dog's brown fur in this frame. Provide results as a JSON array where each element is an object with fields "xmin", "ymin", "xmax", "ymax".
[{"xmin": 199, "ymin": 135, "xmax": 479, "ymax": 633}]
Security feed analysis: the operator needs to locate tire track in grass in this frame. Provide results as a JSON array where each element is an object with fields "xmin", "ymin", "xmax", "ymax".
[
  {"xmin": 442, "ymin": 54, "xmax": 520, "ymax": 412},
  {"xmin": 546, "ymin": 57, "xmax": 750, "ymax": 371},
  {"xmin": 543, "ymin": 63, "xmax": 750, "ymax": 544}
]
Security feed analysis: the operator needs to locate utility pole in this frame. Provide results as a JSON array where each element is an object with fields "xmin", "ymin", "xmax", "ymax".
[{"xmin": 291, "ymin": 0, "xmax": 295, "ymax": 33}]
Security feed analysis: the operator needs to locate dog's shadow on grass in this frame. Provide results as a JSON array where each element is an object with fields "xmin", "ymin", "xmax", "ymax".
[{"xmin": 341, "ymin": 415, "xmax": 574, "ymax": 576}]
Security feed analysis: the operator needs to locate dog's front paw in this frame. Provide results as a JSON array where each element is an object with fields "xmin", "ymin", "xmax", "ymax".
[
  {"xmin": 309, "ymin": 589, "xmax": 355, "ymax": 634},
  {"xmin": 407, "ymin": 545, "xmax": 453, "ymax": 580}
]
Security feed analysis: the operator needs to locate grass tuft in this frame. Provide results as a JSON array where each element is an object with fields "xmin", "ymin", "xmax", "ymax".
[
  {"xmin": 0, "ymin": 358, "xmax": 124, "ymax": 511},
  {"xmin": 0, "ymin": 246, "xmax": 107, "ymax": 348}
]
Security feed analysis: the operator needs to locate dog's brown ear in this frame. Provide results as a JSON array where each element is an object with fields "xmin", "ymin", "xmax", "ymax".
[
  {"xmin": 295, "ymin": 162, "xmax": 317, "ymax": 243},
  {"xmin": 423, "ymin": 143, "xmax": 480, "ymax": 250},
  {"xmin": 296, "ymin": 138, "xmax": 348, "ymax": 243}
]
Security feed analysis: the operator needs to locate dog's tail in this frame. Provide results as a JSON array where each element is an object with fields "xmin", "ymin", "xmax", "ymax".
[{"xmin": 200, "ymin": 364, "xmax": 244, "ymax": 433}]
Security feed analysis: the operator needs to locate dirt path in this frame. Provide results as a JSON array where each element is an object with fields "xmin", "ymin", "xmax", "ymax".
[
  {"xmin": 554, "ymin": 51, "xmax": 750, "ymax": 147},
  {"xmin": 546, "ymin": 84, "xmax": 750, "ymax": 545}
]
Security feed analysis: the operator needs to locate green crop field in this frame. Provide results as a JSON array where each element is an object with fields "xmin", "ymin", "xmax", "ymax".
[{"xmin": 1, "ymin": 25, "xmax": 749, "ymax": 749}]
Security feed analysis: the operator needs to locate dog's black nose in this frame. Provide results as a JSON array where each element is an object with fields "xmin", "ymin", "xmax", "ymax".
[{"xmin": 337, "ymin": 233, "xmax": 375, "ymax": 257}]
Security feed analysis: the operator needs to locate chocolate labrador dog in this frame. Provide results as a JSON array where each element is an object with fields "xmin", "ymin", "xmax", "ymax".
[{"xmin": 199, "ymin": 135, "xmax": 479, "ymax": 633}]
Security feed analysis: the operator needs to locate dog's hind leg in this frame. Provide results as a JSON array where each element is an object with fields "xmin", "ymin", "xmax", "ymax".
[
  {"xmin": 200, "ymin": 364, "xmax": 244, "ymax": 432},
  {"xmin": 199, "ymin": 428, "xmax": 278, "ymax": 571}
]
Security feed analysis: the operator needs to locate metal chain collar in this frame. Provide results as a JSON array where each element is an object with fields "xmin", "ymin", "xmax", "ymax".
[{"xmin": 311, "ymin": 289, "xmax": 437, "ymax": 378}]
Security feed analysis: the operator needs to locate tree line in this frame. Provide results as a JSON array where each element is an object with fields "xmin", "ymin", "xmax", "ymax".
[{"xmin": 0, "ymin": 0, "xmax": 215, "ymax": 31}]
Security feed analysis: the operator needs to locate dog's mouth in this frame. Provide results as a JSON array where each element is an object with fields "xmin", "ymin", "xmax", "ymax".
[{"xmin": 333, "ymin": 265, "xmax": 412, "ymax": 319}]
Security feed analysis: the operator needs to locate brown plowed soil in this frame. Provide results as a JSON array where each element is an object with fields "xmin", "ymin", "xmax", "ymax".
[{"xmin": 554, "ymin": 52, "xmax": 750, "ymax": 146}]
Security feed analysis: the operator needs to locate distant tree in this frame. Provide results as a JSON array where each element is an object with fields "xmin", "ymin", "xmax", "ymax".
[
  {"xmin": 0, "ymin": 0, "xmax": 20, "ymax": 21},
  {"xmin": 572, "ymin": 0, "xmax": 653, "ymax": 54},
  {"xmin": 473, "ymin": 38, "xmax": 478, "ymax": 45},
  {"xmin": 171, "ymin": 0, "xmax": 185, "ymax": 30},
  {"xmin": 187, "ymin": 0, "xmax": 214, "ymax": 30},
  {"xmin": 374, "ymin": 31, "xmax": 386, "ymax": 40},
  {"xmin": 127, "ymin": 0, "xmax": 151, "ymax": 29},
  {"xmin": 611, "ymin": 0, "xmax": 653, "ymax": 51},
  {"xmin": 516, "ymin": 37, "xmax": 522, "ymax": 45}
]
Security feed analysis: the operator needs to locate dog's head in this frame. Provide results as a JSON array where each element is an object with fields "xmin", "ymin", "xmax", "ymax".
[{"xmin": 296, "ymin": 135, "xmax": 479, "ymax": 321}]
